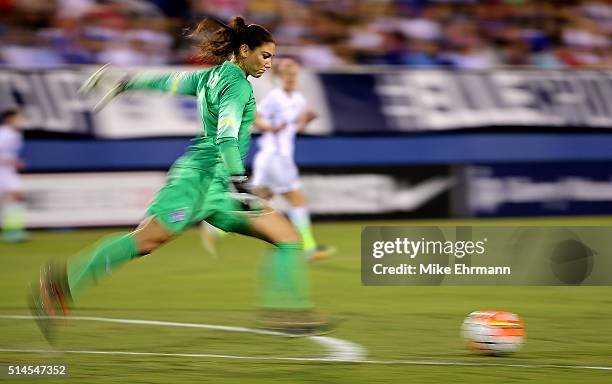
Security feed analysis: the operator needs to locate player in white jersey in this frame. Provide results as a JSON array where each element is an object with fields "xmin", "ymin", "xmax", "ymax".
[
  {"xmin": 201, "ymin": 58, "xmax": 334, "ymax": 260},
  {"xmin": 0, "ymin": 109, "xmax": 28, "ymax": 242}
]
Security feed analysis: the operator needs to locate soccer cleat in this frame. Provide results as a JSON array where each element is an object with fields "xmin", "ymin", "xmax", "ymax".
[
  {"xmin": 256, "ymin": 310, "xmax": 336, "ymax": 337},
  {"xmin": 29, "ymin": 262, "xmax": 72, "ymax": 343},
  {"xmin": 305, "ymin": 245, "xmax": 336, "ymax": 262},
  {"xmin": 199, "ymin": 222, "xmax": 218, "ymax": 257}
]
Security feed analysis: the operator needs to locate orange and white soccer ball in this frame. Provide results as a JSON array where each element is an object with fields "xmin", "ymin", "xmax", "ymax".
[{"xmin": 461, "ymin": 310, "xmax": 525, "ymax": 355}]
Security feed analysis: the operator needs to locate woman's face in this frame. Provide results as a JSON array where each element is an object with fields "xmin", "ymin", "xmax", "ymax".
[
  {"xmin": 242, "ymin": 41, "xmax": 275, "ymax": 78},
  {"xmin": 279, "ymin": 60, "xmax": 299, "ymax": 92}
]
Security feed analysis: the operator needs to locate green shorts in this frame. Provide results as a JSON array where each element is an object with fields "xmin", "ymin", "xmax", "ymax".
[{"xmin": 146, "ymin": 156, "xmax": 250, "ymax": 235}]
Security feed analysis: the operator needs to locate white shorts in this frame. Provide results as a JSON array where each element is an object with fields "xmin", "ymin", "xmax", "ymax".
[
  {"xmin": 251, "ymin": 151, "xmax": 301, "ymax": 194},
  {"xmin": 0, "ymin": 170, "xmax": 21, "ymax": 194}
]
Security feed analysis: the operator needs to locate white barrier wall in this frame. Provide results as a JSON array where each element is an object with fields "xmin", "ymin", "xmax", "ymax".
[
  {"xmin": 21, "ymin": 170, "xmax": 452, "ymax": 227},
  {"xmin": 22, "ymin": 172, "xmax": 167, "ymax": 227}
]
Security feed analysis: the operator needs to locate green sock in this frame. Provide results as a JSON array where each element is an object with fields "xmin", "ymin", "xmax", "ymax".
[
  {"xmin": 258, "ymin": 242, "xmax": 313, "ymax": 311},
  {"xmin": 67, "ymin": 234, "xmax": 138, "ymax": 298},
  {"xmin": 1, "ymin": 201, "xmax": 26, "ymax": 233},
  {"xmin": 258, "ymin": 242, "xmax": 312, "ymax": 310},
  {"xmin": 288, "ymin": 207, "xmax": 317, "ymax": 251}
]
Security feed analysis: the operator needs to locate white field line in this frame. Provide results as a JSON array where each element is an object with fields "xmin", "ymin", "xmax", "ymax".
[
  {"xmin": 0, "ymin": 314, "xmax": 366, "ymax": 362},
  {"xmin": 0, "ymin": 348, "xmax": 611, "ymax": 372},
  {"xmin": 1, "ymin": 315, "xmax": 612, "ymax": 371}
]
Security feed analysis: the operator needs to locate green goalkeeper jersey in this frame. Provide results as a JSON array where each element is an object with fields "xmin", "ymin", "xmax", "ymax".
[{"xmin": 125, "ymin": 61, "xmax": 255, "ymax": 175}]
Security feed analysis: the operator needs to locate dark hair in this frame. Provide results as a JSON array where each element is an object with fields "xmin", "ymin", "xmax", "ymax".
[
  {"xmin": 0, "ymin": 109, "xmax": 19, "ymax": 124},
  {"xmin": 190, "ymin": 16, "xmax": 274, "ymax": 64}
]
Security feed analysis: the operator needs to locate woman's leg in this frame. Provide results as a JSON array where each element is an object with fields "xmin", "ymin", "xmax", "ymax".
[
  {"xmin": 247, "ymin": 207, "xmax": 301, "ymax": 244},
  {"xmin": 66, "ymin": 216, "xmax": 174, "ymax": 298},
  {"xmin": 31, "ymin": 216, "xmax": 175, "ymax": 341},
  {"xmin": 202, "ymin": 171, "xmax": 328, "ymax": 330},
  {"xmin": 282, "ymin": 189, "xmax": 316, "ymax": 251},
  {"xmin": 205, "ymin": 197, "xmax": 312, "ymax": 311},
  {"xmin": 1, "ymin": 188, "xmax": 28, "ymax": 242},
  {"xmin": 251, "ymin": 186, "xmax": 274, "ymax": 201},
  {"xmin": 47, "ymin": 165, "xmax": 212, "ymax": 305},
  {"xmin": 243, "ymin": 208, "xmax": 313, "ymax": 312},
  {"xmin": 283, "ymin": 189, "xmax": 335, "ymax": 260}
]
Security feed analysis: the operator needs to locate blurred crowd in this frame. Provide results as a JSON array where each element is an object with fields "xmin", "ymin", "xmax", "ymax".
[{"xmin": 0, "ymin": 0, "xmax": 611, "ymax": 69}]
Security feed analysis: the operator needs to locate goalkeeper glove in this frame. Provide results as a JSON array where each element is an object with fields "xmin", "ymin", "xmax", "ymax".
[
  {"xmin": 78, "ymin": 64, "xmax": 129, "ymax": 112},
  {"xmin": 229, "ymin": 176, "xmax": 266, "ymax": 213}
]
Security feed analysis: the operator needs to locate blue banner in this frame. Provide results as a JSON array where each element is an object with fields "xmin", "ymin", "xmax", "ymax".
[
  {"xmin": 320, "ymin": 69, "xmax": 612, "ymax": 133},
  {"xmin": 3, "ymin": 67, "xmax": 612, "ymax": 136},
  {"xmin": 319, "ymin": 73, "xmax": 387, "ymax": 133}
]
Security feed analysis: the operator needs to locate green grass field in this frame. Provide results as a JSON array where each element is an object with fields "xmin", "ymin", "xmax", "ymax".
[{"xmin": 1, "ymin": 218, "xmax": 612, "ymax": 383}]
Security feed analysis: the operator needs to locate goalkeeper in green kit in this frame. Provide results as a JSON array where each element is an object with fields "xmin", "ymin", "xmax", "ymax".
[{"xmin": 30, "ymin": 16, "xmax": 328, "ymax": 339}]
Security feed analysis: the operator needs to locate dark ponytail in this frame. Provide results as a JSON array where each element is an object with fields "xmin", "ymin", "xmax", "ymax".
[{"xmin": 191, "ymin": 16, "xmax": 274, "ymax": 64}]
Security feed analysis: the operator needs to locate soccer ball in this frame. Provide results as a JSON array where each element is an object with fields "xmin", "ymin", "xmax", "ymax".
[{"xmin": 461, "ymin": 310, "xmax": 525, "ymax": 355}]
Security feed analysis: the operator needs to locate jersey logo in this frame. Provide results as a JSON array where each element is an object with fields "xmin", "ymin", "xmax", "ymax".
[
  {"xmin": 219, "ymin": 117, "xmax": 237, "ymax": 128},
  {"xmin": 169, "ymin": 208, "xmax": 188, "ymax": 223}
]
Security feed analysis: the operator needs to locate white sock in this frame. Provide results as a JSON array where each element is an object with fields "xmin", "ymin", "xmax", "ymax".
[{"xmin": 288, "ymin": 206, "xmax": 317, "ymax": 251}]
